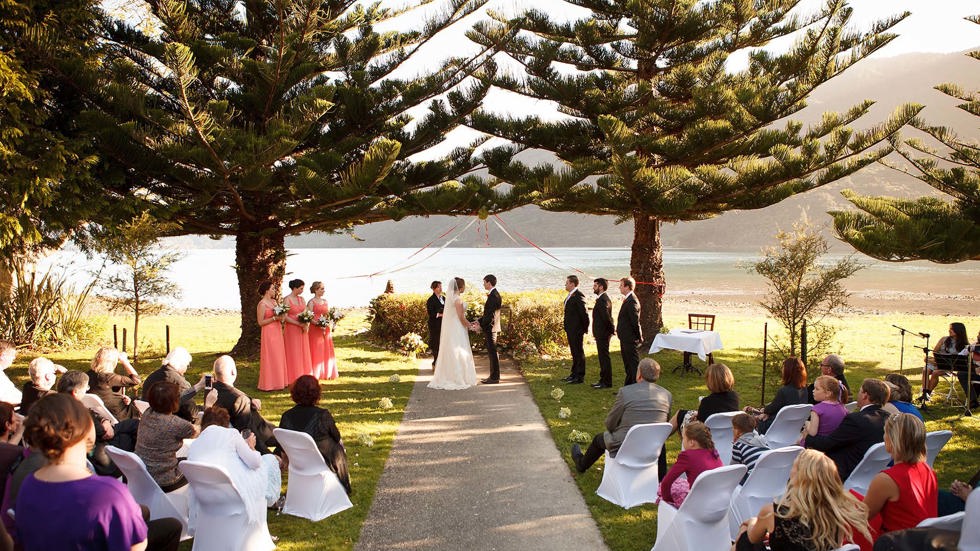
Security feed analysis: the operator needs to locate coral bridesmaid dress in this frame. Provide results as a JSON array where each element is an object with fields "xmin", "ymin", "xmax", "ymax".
[
  {"xmin": 283, "ymin": 296, "xmax": 313, "ymax": 383},
  {"xmin": 258, "ymin": 305, "xmax": 287, "ymax": 391},
  {"xmin": 309, "ymin": 300, "xmax": 338, "ymax": 380}
]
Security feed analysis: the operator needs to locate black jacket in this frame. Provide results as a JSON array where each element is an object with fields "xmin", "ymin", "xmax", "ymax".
[
  {"xmin": 592, "ymin": 292, "xmax": 615, "ymax": 340},
  {"xmin": 426, "ymin": 293, "xmax": 444, "ymax": 330},
  {"xmin": 479, "ymin": 288, "xmax": 501, "ymax": 332},
  {"xmin": 563, "ymin": 289, "xmax": 589, "ymax": 334},
  {"xmin": 617, "ymin": 293, "xmax": 641, "ymax": 345},
  {"xmin": 805, "ymin": 404, "xmax": 889, "ymax": 481}
]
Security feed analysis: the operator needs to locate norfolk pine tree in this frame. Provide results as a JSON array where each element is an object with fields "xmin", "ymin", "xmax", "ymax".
[
  {"xmin": 468, "ymin": 0, "xmax": 921, "ymax": 343},
  {"xmin": 832, "ymin": 16, "xmax": 980, "ymax": 263},
  {"xmin": 74, "ymin": 0, "xmax": 518, "ymax": 354}
]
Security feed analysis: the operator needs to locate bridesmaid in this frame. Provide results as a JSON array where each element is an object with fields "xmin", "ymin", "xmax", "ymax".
[
  {"xmin": 307, "ymin": 281, "xmax": 338, "ymax": 380},
  {"xmin": 283, "ymin": 278, "xmax": 313, "ymax": 383},
  {"xmin": 257, "ymin": 281, "xmax": 287, "ymax": 391}
]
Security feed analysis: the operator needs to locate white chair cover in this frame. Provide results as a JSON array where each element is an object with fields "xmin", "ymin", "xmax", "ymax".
[
  {"xmin": 959, "ymin": 488, "xmax": 980, "ymax": 551},
  {"xmin": 652, "ymin": 464, "xmax": 746, "ymax": 551},
  {"xmin": 761, "ymin": 404, "xmax": 812, "ymax": 449},
  {"xmin": 105, "ymin": 446, "xmax": 191, "ymax": 540},
  {"xmin": 704, "ymin": 412, "xmax": 741, "ymax": 465},
  {"xmin": 728, "ymin": 446, "xmax": 803, "ymax": 538},
  {"xmin": 595, "ymin": 423, "xmax": 672, "ymax": 509},
  {"xmin": 843, "ymin": 442, "xmax": 892, "ymax": 496},
  {"xmin": 273, "ymin": 428, "xmax": 353, "ymax": 521},
  {"xmin": 844, "ymin": 401, "xmax": 858, "ymax": 413},
  {"xmin": 832, "ymin": 545, "xmax": 860, "ymax": 551},
  {"xmin": 917, "ymin": 511, "xmax": 964, "ymax": 530},
  {"xmin": 80, "ymin": 393, "xmax": 119, "ymax": 425},
  {"xmin": 925, "ymin": 430, "xmax": 953, "ymax": 467},
  {"xmin": 179, "ymin": 461, "xmax": 276, "ymax": 551}
]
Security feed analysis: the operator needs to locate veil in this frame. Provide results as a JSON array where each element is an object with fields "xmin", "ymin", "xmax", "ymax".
[
  {"xmin": 442, "ymin": 278, "xmax": 462, "ymax": 328},
  {"xmin": 430, "ymin": 276, "xmax": 476, "ymax": 389}
]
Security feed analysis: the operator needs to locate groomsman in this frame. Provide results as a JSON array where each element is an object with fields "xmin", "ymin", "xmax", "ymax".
[
  {"xmin": 426, "ymin": 281, "xmax": 444, "ymax": 369},
  {"xmin": 617, "ymin": 277, "xmax": 642, "ymax": 386},
  {"xmin": 591, "ymin": 278, "xmax": 615, "ymax": 389},
  {"xmin": 561, "ymin": 275, "xmax": 589, "ymax": 384}
]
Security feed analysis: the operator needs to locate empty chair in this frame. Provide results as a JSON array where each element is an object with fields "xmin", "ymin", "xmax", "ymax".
[
  {"xmin": 843, "ymin": 442, "xmax": 892, "ymax": 496},
  {"xmin": 273, "ymin": 428, "xmax": 353, "ymax": 521},
  {"xmin": 925, "ymin": 430, "xmax": 953, "ymax": 467},
  {"xmin": 762, "ymin": 404, "xmax": 813, "ymax": 449},
  {"xmin": 80, "ymin": 393, "xmax": 119, "ymax": 424},
  {"xmin": 728, "ymin": 446, "xmax": 804, "ymax": 538},
  {"xmin": 106, "ymin": 446, "xmax": 191, "ymax": 540},
  {"xmin": 595, "ymin": 423, "xmax": 672, "ymax": 509},
  {"xmin": 704, "ymin": 412, "xmax": 740, "ymax": 465},
  {"xmin": 960, "ymin": 488, "xmax": 980, "ymax": 551},
  {"xmin": 178, "ymin": 461, "xmax": 275, "ymax": 551},
  {"xmin": 652, "ymin": 464, "xmax": 746, "ymax": 551}
]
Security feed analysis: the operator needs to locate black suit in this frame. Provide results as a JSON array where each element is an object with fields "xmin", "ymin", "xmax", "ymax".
[
  {"xmin": 592, "ymin": 292, "xmax": 615, "ymax": 386},
  {"xmin": 804, "ymin": 404, "xmax": 889, "ymax": 481},
  {"xmin": 479, "ymin": 288, "xmax": 502, "ymax": 381},
  {"xmin": 426, "ymin": 293, "xmax": 444, "ymax": 364},
  {"xmin": 142, "ymin": 364, "xmax": 200, "ymax": 421},
  {"xmin": 563, "ymin": 288, "xmax": 589, "ymax": 380},
  {"xmin": 617, "ymin": 293, "xmax": 642, "ymax": 385},
  {"xmin": 212, "ymin": 381, "xmax": 277, "ymax": 455}
]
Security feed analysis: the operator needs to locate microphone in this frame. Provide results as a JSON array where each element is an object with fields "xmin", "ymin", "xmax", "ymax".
[{"xmin": 919, "ymin": 332, "xmax": 930, "ymax": 339}]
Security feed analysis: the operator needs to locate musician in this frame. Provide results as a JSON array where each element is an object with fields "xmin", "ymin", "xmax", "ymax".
[
  {"xmin": 920, "ymin": 322, "xmax": 969, "ymax": 403},
  {"xmin": 956, "ymin": 330, "xmax": 980, "ymax": 409}
]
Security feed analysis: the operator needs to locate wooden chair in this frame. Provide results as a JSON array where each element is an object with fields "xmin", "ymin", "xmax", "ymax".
[{"xmin": 681, "ymin": 314, "xmax": 716, "ymax": 372}]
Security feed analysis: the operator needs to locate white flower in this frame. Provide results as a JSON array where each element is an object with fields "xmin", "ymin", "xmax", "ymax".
[
  {"xmin": 568, "ymin": 429, "xmax": 591, "ymax": 444},
  {"xmin": 550, "ymin": 387, "xmax": 565, "ymax": 401},
  {"xmin": 378, "ymin": 397, "xmax": 394, "ymax": 409},
  {"xmin": 357, "ymin": 433, "xmax": 375, "ymax": 447},
  {"xmin": 558, "ymin": 407, "xmax": 571, "ymax": 419},
  {"xmin": 388, "ymin": 374, "xmax": 401, "ymax": 383}
]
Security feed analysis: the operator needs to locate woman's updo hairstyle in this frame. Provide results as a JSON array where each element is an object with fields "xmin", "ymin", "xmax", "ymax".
[
  {"xmin": 288, "ymin": 279, "xmax": 304, "ymax": 290},
  {"xmin": 310, "ymin": 281, "xmax": 323, "ymax": 293},
  {"xmin": 24, "ymin": 394, "xmax": 94, "ymax": 460}
]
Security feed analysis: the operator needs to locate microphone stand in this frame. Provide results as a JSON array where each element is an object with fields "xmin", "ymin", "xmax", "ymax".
[{"xmin": 892, "ymin": 325, "xmax": 910, "ymax": 375}]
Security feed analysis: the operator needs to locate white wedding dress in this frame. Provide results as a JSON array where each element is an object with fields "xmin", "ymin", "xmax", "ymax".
[{"xmin": 427, "ymin": 278, "xmax": 477, "ymax": 390}]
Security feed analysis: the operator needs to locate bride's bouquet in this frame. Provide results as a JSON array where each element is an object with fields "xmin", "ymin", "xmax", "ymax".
[
  {"xmin": 313, "ymin": 314, "xmax": 330, "ymax": 329},
  {"xmin": 272, "ymin": 302, "xmax": 289, "ymax": 317},
  {"xmin": 297, "ymin": 310, "xmax": 314, "ymax": 324}
]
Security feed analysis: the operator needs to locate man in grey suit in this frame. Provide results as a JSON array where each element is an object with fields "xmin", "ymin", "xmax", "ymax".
[{"xmin": 571, "ymin": 358, "xmax": 672, "ymax": 475}]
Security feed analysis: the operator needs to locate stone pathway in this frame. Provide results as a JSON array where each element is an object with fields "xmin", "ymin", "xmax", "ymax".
[{"xmin": 355, "ymin": 354, "xmax": 608, "ymax": 550}]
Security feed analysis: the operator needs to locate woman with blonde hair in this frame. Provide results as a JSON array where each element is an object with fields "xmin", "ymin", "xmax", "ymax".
[
  {"xmin": 734, "ymin": 449, "xmax": 871, "ymax": 551},
  {"xmin": 86, "ymin": 346, "xmax": 142, "ymax": 421},
  {"xmin": 668, "ymin": 362, "xmax": 740, "ymax": 434}
]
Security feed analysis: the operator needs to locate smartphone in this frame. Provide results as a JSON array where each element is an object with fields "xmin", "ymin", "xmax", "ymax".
[
  {"xmin": 241, "ymin": 429, "xmax": 253, "ymax": 440},
  {"xmin": 204, "ymin": 374, "xmax": 213, "ymax": 390}
]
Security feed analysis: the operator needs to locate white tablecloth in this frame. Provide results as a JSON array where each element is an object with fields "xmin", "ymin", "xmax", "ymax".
[{"xmin": 648, "ymin": 329, "xmax": 723, "ymax": 360}]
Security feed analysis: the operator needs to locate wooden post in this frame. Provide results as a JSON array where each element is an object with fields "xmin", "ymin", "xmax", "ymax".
[
  {"xmin": 165, "ymin": 325, "xmax": 171, "ymax": 354},
  {"xmin": 122, "ymin": 328, "xmax": 127, "ymax": 353},
  {"xmin": 113, "ymin": 325, "xmax": 118, "ymax": 349},
  {"xmin": 762, "ymin": 322, "xmax": 768, "ymax": 406},
  {"xmin": 801, "ymin": 319, "xmax": 808, "ymax": 366}
]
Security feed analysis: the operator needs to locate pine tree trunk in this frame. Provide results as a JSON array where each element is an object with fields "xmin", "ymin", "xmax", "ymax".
[
  {"xmin": 630, "ymin": 212, "xmax": 665, "ymax": 348},
  {"xmin": 231, "ymin": 228, "xmax": 286, "ymax": 357}
]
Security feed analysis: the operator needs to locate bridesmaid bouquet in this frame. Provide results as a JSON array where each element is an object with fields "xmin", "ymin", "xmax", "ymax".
[
  {"xmin": 313, "ymin": 314, "xmax": 330, "ymax": 329},
  {"xmin": 297, "ymin": 310, "xmax": 314, "ymax": 324},
  {"xmin": 327, "ymin": 307, "xmax": 345, "ymax": 325},
  {"xmin": 272, "ymin": 303, "xmax": 288, "ymax": 316}
]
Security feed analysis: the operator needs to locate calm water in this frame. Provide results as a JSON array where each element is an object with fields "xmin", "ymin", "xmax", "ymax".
[{"xmin": 43, "ymin": 247, "xmax": 980, "ymax": 309}]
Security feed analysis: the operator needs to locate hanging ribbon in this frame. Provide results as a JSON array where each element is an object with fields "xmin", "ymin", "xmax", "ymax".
[
  {"xmin": 337, "ymin": 218, "xmax": 477, "ymax": 279},
  {"xmin": 493, "ymin": 214, "xmax": 588, "ymax": 275}
]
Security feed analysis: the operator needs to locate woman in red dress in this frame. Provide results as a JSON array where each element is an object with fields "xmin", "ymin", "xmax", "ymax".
[
  {"xmin": 283, "ymin": 279, "xmax": 313, "ymax": 383},
  {"xmin": 257, "ymin": 281, "xmax": 287, "ymax": 391},
  {"xmin": 307, "ymin": 281, "xmax": 338, "ymax": 380}
]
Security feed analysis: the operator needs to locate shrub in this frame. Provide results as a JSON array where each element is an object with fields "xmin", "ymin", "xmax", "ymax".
[
  {"xmin": 0, "ymin": 260, "xmax": 100, "ymax": 348},
  {"xmin": 367, "ymin": 293, "xmax": 428, "ymax": 344}
]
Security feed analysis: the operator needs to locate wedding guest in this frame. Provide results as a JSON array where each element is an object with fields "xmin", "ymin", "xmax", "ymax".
[
  {"xmin": 808, "ymin": 354, "xmax": 850, "ymax": 404},
  {"xmin": 591, "ymin": 278, "xmax": 615, "ymax": 389},
  {"xmin": 307, "ymin": 281, "xmax": 338, "ymax": 380},
  {"xmin": 283, "ymin": 278, "xmax": 313, "ymax": 383},
  {"xmin": 135, "ymin": 382, "xmax": 198, "ymax": 493},
  {"xmin": 426, "ymin": 281, "xmax": 444, "ymax": 370},
  {"xmin": 733, "ymin": 449, "xmax": 871, "ymax": 551},
  {"xmin": 659, "ymin": 421, "xmax": 722, "ymax": 507},
  {"xmin": 0, "ymin": 402, "xmax": 24, "ymax": 498},
  {"xmin": 747, "ymin": 357, "xmax": 807, "ymax": 432},
  {"xmin": 210, "ymin": 355, "xmax": 277, "ymax": 454},
  {"xmin": 87, "ymin": 346, "xmax": 142, "ymax": 421},
  {"xmin": 937, "ymin": 467, "xmax": 979, "ymax": 516},
  {"xmin": 669, "ymin": 362, "xmax": 739, "ymax": 435},
  {"xmin": 617, "ymin": 277, "xmax": 642, "ymax": 386},
  {"xmin": 956, "ymin": 328, "xmax": 980, "ymax": 409},
  {"xmin": 882, "ymin": 374, "xmax": 923, "ymax": 420},
  {"xmin": 803, "ymin": 375, "xmax": 848, "ymax": 438},
  {"xmin": 256, "ymin": 281, "xmax": 287, "ymax": 391},
  {"xmin": 57, "ymin": 370, "xmax": 139, "ymax": 477},
  {"xmin": 920, "ymin": 322, "xmax": 969, "ymax": 403},
  {"xmin": 20, "ymin": 357, "xmax": 64, "ymax": 414},
  {"xmin": 731, "ymin": 413, "xmax": 769, "ymax": 482},
  {"xmin": 805, "ymin": 379, "xmax": 890, "ymax": 481},
  {"xmin": 142, "ymin": 347, "xmax": 204, "ymax": 421},
  {"xmin": 561, "ymin": 275, "xmax": 590, "ymax": 385},
  {"xmin": 278, "ymin": 375, "xmax": 350, "ymax": 494},
  {"xmin": 0, "ymin": 342, "xmax": 21, "ymax": 406}
]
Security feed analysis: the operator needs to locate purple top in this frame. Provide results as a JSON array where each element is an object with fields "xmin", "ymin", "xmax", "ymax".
[
  {"xmin": 659, "ymin": 448, "xmax": 723, "ymax": 505},
  {"xmin": 812, "ymin": 401, "xmax": 848, "ymax": 436},
  {"xmin": 16, "ymin": 474, "xmax": 147, "ymax": 550}
]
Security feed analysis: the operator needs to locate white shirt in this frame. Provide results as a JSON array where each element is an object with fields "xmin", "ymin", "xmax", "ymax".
[{"xmin": 0, "ymin": 372, "xmax": 22, "ymax": 405}]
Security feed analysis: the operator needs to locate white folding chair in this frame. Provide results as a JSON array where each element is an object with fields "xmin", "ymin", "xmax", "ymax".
[
  {"xmin": 273, "ymin": 428, "xmax": 353, "ymax": 521},
  {"xmin": 595, "ymin": 423, "xmax": 672, "ymax": 509},
  {"xmin": 960, "ymin": 488, "xmax": 980, "ymax": 551},
  {"xmin": 652, "ymin": 464, "xmax": 746, "ymax": 551},
  {"xmin": 925, "ymin": 430, "xmax": 953, "ymax": 467},
  {"xmin": 843, "ymin": 442, "xmax": 891, "ymax": 496},
  {"xmin": 761, "ymin": 404, "xmax": 812, "ymax": 449},
  {"xmin": 133, "ymin": 399, "xmax": 150, "ymax": 414},
  {"xmin": 80, "ymin": 393, "xmax": 119, "ymax": 425},
  {"xmin": 105, "ymin": 446, "xmax": 191, "ymax": 540},
  {"xmin": 178, "ymin": 461, "xmax": 275, "ymax": 551},
  {"xmin": 832, "ymin": 545, "xmax": 860, "ymax": 551},
  {"xmin": 728, "ymin": 446, "xmax": 803, "ymax": 538},
  {"xmin": 844, "ymin": 401, "xmax": 858, "ymax": 413},
  {"xmin": 917, "ymin": 511, "xmax": 964, "ymax": 530},
  {"xmin": 704, "ymin": 412, "xmax": 740, "ymax": 465}
]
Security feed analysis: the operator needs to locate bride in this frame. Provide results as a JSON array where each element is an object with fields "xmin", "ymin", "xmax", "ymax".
[{"xmin": 428, "ymin": 277, "xmax": 477, "ymax": 390}]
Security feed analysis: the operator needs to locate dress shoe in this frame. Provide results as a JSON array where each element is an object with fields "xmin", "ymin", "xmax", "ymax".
[
  {"xmin": 561, "ymin": 375, "xmax": 576, "ymax": 383},
  {"xmin": 570, "ymin": 444, "xmax": 586, "ymax": 473},
  {"xmin": 565, "ymin": 378, "xmax": 584, "ymax": 384},
  {"xmin": 480, "ymin": 378, "xmax": 499, "ymax": 384},
  {"xmin": 591, "ymin": 382, "xmax": 612, "ymax": 389}
]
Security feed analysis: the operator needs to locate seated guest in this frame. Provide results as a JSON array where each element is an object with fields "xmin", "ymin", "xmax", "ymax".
[
  {"xmin": 571, "ymin": 358, "xmax": 672, "ymax": 475},
  {"xmin": 142, "ymin": 347, "xmax": 205, "ymax": 422},
  {"xmin": 733, "ymin": 449, "xmax": 871, "ymax": 551},
  {"xmin": 135, "ymin": 382, "xmax": 199, "ymax": 493},
  {"xmin": 920, "ymin": 322, "xmax": 969, "ymax": 403},
  {"xmin": 57, "ymin": 370, "xmax": 139, "ymax": 477},
  {"xmin": 279, "ymin": 375, "xmax": 350, "ymax": 494},
  {"xmin": 87, "ymin": 346, "xmax": 142, "ymax": 421},
  {"xmin": 187, "ymin": 406, "xmax": 281, "ymax": 522},
  {"xmin": 863, "ymin": 414, "xmax": 938, "ymax": 539},
  {"xmin": 20, "ymin": 357, "xmax": 64, "ymax": 415},
  {"xmin": 659, "ymin": 421, "xmax": 722, "ymax": 507},
  {"xmin": 0, "ymin": 342, "xmax": 21, "ymax": 406},
  {"xmin": 883, "ymin": 374, "xmax": 923, "ymax": 420},
  {"xmin": 803, "ymin": 375, "xmax": 849, "ymax": 438},
  {"xmin": 746, "ymin": 357, "xmax": 807, "ymax": 432},
  {"xmin": 956, "ymin": 328, "xmax": 980, "ymax": 409},
  {"xmin": 0, "ymin": 403, "xmax": 24, "ymax": 500},
  {"xmin": 209, "ymin": 355, "xmax": 277, "ymax": 454},
  {"xmin": 15, "ymin": 393, "xmax": 181, "ymax": 551},
  {"xmin": 808, "ymin": 354, "xmax": 850, "ymax": 404},
  {"xmin": 668, "ymin": 362, "xmax": 739, "ymax": 435},
  {"xmin": 805, "ymin": 379, "xmax": 891, "ymax": 481},
  {"xmin": 937, "ymin": 467, "xmax": 979, "ymax": 516},
  {"xmin": 731, "ymin": 413, "xmax": 769, "ymax": 482}
]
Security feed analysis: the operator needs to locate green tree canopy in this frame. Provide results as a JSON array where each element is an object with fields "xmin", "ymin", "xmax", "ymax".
[{"xmin": 468, "ymin": 0, "xmax": 920, "ymax": 342}]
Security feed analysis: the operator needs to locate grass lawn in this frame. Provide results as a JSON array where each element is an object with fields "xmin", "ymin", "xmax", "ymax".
[{"xmin": 521, "ymin": 310, "xmax": 980, "ymax": 551}]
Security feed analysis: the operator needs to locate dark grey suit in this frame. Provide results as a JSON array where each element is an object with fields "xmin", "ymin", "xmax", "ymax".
[
  {"xmin": 805, "ymin": 404, "xmax": 889, "ymax": 481},
  {"xmin": 576, "ymin": 381, "xmax": 672, "ymax": 473}
]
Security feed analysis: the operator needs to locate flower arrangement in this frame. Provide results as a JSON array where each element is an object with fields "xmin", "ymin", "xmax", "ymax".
[
  {"xmin": 568, "ymin": 429, "xmax": 591, "ymax": 444},
  {"xmin": 328, "ymin": 307, "xmax": 345, "ymax": 326},
  {"xmin": 272, "ymin": 302, "xmax": 288, "ymax": 316},
  {"xmin": 558, "ymin": 407, "xmax": 571, "ymax": 419},
  {"xmin": 313, "ymin": 314, "xmax": 330, "ymax": 328},
  {"xmin": 398, "ymin": 332, "xmax": 427, "ymax": 357},
  {"xmin": 388, "ymin": 374, "xmax": 401, "ymax": 383},
  {"xmin": 356, "ymin": 432, "xmax": 375, "ymax": 447},
  {"xmin": 378, "ymin": 397, "xmax": 394, "ymax": 410},
  {"xmin": 550, "ymin": 387, "xmax": 565, "ymax": 401},
  {"xmin": 297, "ymin": 310, "xmax": 314, "ymax": 324}
]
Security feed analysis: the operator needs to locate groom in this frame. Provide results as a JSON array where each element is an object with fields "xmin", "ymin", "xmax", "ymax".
[{"xmin": 476, "ymin": 274, "xmax": 501, "ymax": 384}]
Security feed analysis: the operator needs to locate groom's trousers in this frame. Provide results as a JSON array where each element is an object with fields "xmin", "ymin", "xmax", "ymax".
[{"xmin": 484, "ymin": 329, "xmax": 500, "ymax": 380}]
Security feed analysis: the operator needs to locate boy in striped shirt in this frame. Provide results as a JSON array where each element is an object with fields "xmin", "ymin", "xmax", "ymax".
[{"xmin": 731, "ymin": 413, "xmax": 769, "ymax": 482}]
